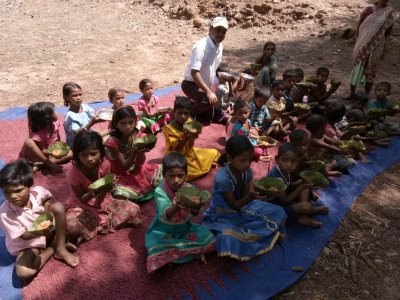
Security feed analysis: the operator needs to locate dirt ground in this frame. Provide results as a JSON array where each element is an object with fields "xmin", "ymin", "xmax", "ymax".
[{"xmin": 1, "ymin": 0, "xmax": 400, "ymax": 299}]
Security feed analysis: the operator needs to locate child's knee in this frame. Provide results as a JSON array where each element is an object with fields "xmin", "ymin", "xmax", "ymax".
[{"xmin": 16, "ymin": 265, "xmax": 38, "ymax": 280}]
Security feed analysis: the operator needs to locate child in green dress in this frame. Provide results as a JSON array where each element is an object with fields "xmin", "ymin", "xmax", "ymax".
[{"xmin": 145, "ymin": 152, "xmax": 216, "ymax": 273}]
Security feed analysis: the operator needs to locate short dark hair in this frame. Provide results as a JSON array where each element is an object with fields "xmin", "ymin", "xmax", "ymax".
[
  {"xmin": 289, "ymin": 129, "xmax": 309, "ymax": 144},
  {"xmin": 271, "ymin": 80, "xmax": 284, "ymax": 90},
  {"xmin": 174, "ymin": 95, "xmax": 192, "ymax": 111},
  {"xmin": 226, "ymin": 135, "xmax": 253, "ymax": 158},
  {"xmin": 216, "ymin": 63, "xmax": 230, "ymax": 74},
  {"xmin": 326, "ymin": 101, "xmax": 346, "ymax": 124},
  {"xmin": 62, "ymin": 82, "xmax": 82, "ymax": 106},
  {"xmin": 283, "ymin": 69, "xmax": 296, "ymax": 80},
  {"xmin": 0, "ymin": 159, "xmax": 33, "ymax": 188},
  {"xmin": 345, "ymin": 109, "xmax": 366, "ymax": 122},
  {"xmin": 306, "ymin": 114, "xmax": 327, "ymax": 134},
  {"xmin": 316, "ymin": 67, "xmax": 329, "ymax": 76},
  {"xmin": 233, "ymin": 100, "xmax": 249, "ymax": 112},
  {"xmin": 72, "ymin": 131, "xmax": 105, "ymax": 167},
  {"xmin": 375, "ymin": 81, "xmax": 391, "ymax": 94},
  {"xmin": 254, "ymin": 86, "xmax": 270, "ymax": 99},
  {"xmin": 294, "ymin": 68, "xmax": 304, "ymax": 78},
  {"xmin": 162, "ymin": 152, "xmax": 187, "ymax": 174},
  {"xmin": 277, "ymin": 142, "xmax": 301, "ymax": 157},
  {"xmin": 139, "ymin": 79, "xmax": 152, "ymax": 91},
  {"xmin": 27, "ymin": 102, "xmax": 55, "ymax": 133}
]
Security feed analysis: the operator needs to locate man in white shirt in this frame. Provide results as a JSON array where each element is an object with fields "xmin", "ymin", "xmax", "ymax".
[{"xmin": 181, "ymin": 16, "xmax": 228, "ymax": 124}]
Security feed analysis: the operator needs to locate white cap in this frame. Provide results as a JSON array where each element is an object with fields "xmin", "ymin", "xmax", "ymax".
[{"xmin": 211, "ymin": 16, "xmax": 228, "ymax": 29}]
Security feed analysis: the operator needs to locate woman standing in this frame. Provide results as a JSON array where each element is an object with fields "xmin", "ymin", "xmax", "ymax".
[{"xmin": 344, "ymin": 0, "xmax": 399, "ymax": 99}]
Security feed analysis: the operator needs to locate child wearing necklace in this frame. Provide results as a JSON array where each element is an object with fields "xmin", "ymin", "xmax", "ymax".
[
  {"xmin": 105, "ymin": 106, "xmax": 161, "ymax": 202},
  {"xmin": 268, "ymin": 143, "xmax": 329, "ymax": 228},
  {"xmin": 203, "ymin": 136, "xmax": 286, "ymax": 260}
]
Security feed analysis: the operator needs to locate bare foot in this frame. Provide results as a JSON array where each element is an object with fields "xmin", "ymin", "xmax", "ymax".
[
  {"xmin": 313, "ymin": 205, "xmax": 329, "ymax": 215},
  {"xmin": 326, "ymin": 170, "xmax": 342, "ymax": 177},
  {"xmin": 54, "ymin": 248, "xmax": 79, "ymax": 267},
  {"xmin": 297, "ymin": 215, "xmax": 322, "ymax": 228}
]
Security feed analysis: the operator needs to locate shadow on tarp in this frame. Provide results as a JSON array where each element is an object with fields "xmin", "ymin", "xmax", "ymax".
[
  {"xmin": 1, "ymin": 85, "xmax": 400, "ymax": 299},
  {"xmin": 186, "ymin": 137, "xmax": 400, "ymax": 300}
]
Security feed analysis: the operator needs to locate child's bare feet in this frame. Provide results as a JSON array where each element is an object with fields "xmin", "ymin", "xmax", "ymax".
[
  {"xmin": 298, "ymin": 215, "xmax": 322, "ymax": 228},
  {"xmin": 54, "ymin": 248, "xmax": 79, "ymax": 267},
  {"xmin": 313, "ymin": 205, "xmax": 329, "ymax": 215},
  {"xmin": 326, "ymin": 170, "xmax": 342, "ymax": 177}
]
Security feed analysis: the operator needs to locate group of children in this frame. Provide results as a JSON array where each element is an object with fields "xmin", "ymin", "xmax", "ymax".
[{"xmin": 1, "ymin": 42, "xmax": 399, "ymax": 280}]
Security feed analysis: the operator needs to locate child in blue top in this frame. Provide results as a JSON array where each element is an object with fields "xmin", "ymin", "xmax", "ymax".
[
  {"xmin": 268, "ymin": 142, "xmax": 329, "ymax": 227},
  {"xmin": 203, "ymin": 135, "xmax": 286, "ymax": 260},
  {"xmin": 63, "ymin": 82, "xmax": 104, "ymax": 146},
  {"xmin": 367, "ymin": 81, "xmax": 399, "ymax": 114}
]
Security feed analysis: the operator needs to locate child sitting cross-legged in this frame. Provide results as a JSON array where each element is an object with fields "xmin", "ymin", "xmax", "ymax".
[
  {"xmin": 203, "ymin": 136, "xmax": 286, "ymax": 260},
  {"xmin": 145, "ymin": 152, "xmax": 216, "ymax": 273},
  {"xmin": 248, "ymin": 86, "xmax": 276, "ymax": 137},
  {"xmin": 308, "ymin": 67, "xmax": 340, "ymax": 113},
  {"xmin": 266, "ymin": 80, "xmax": 293, "ymax": 138},
  {"xmin": 105, "ymin": 106, "xmax": 161, "ymax": 202},
  {"xmin": 137, "ymin": 79, "xmax": 172, "ymax": 134},
  {"xmin": 19, "ymin": 102, "xmax": 72, "ymax": 173},
  {"xmin": 306, "ymin": 114, "xmax": 357, "ymax": 172},
  {"xmin": 0, "ymin": 159, "xmax": 79, "ymax": 280},
  {"xmin": 268, "ymin": 143, "xmax": 329, "ymax": 227},
  {"xmin": 66, "ymin": 131, "xmax": 142, "ymax": 245},
  {"xmin": 164, "ymin": 96, "xmax": 220, "ymax": 181},
  {"xmin": 215, "ymin": 63, "xmax": 238, "ymax": 121},
  {"xmin": 226, "ymin": 100, "xmax": 270, "ymax": 162}
]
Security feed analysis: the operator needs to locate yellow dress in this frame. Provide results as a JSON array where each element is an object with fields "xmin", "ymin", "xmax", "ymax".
[{"xmin": 164, "ymin": 122, "xmax": 220, "ymax": 181}]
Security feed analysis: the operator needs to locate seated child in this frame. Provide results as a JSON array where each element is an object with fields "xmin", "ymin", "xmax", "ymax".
[
  {"xmin": 266, "ymin": 80, "xmax": 293, "ymax": 137},
  {"xmin": 66, "ymin": 131, "xmax": 142, "ymax": 245},
  {"xmin": 282, "ymin": 69, "xmax": 299, "ymax": 127},
  {"xmin": 63, "ymin": 82, "xmax": 105, "ymax": 146},
  {"xmin": 325, "ymin": 101, "xmax": 347, "ymax": 140},
  {"xmin": 108, "ymin": 87, "xmax": 145, "ymax": 133},
  {"xmin": 145, "ymin": 152, "xmax": 216, "ymax": 273},
  {"xmin": 255, "ymin": 41, "xmax": 278, "ymax": 84},
  {"xmin": 249, "ymin": 86, "xmax": 275, "ymax": 136},
  {"xmin": 294, "ymin": 67, "xmax": 305, "ymax": 83},
  {"xmin": 137, "ymin": 79, "xmax": 172, "ymax": 134},
  {"xmin": 203, "ymin": 136, "xmax": 286, "ymax": 260},
  {"xmin": 289, "ymin": 129, "xmax": 342, "ymax": 177},
  {"xmin": 164, "ymin": 96, "xmax": 220, "ymax": 181},
  {"xmin": 344, "ymin": 109, "xmax": 390, "ymax": 148},
  {"xmin": 309, "ymin": 67, "xmax": 340, "ymax": 111},
  {"xmin": 268, "ymin": 143, "xmax": 329, "ymax": 227},
  {"xmin": 306, "ymin": 114, "xmax": 356, "ymax": 170},
  {"xmin": 291, "ymin": 67, "xmax": 309, "ymax": 103},
  {"xmin": 236, "ymin": 68, "xmax": 257, "ymax": 102},
  {"xmin": 215, "ymin": 63, "xmax": 238, "ymax": 121},
  {"xmin": 226, "ymin": 100, "xmax": 266, "ymax": 161},
  {"xmin": 0, "ymin": 159, "xmax": 78, "ymax": 280},
  {"xmin": 367, "ymin": 81, "xmax": 400, "ymax": 118},
  {"xmin": 19, "ymin": 102, "xmax": 72, "ymax": 173},
  {"xmin": 105, "ymin": 106, "xmax": 161, "ymax": 202}
]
